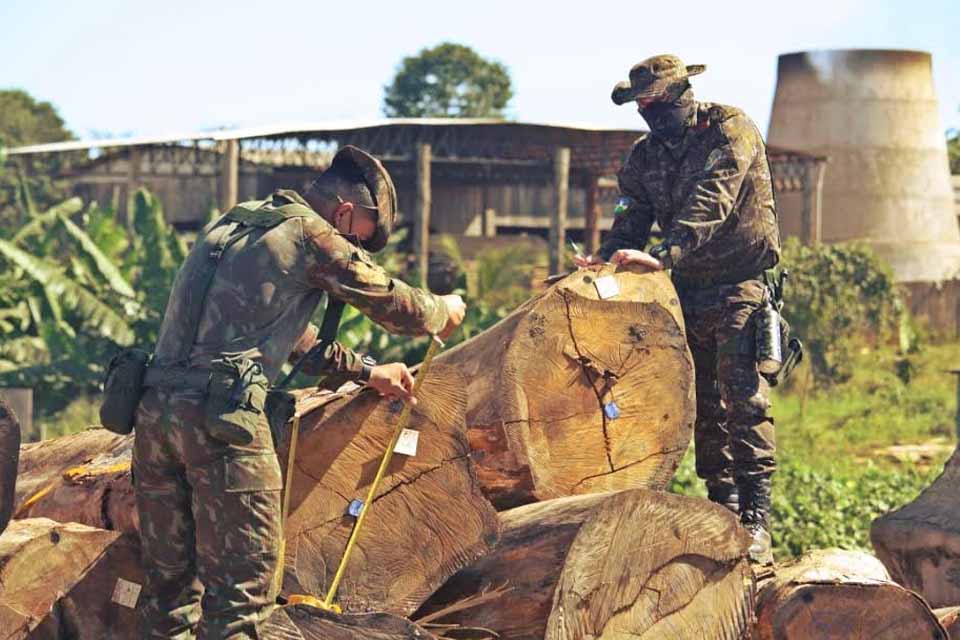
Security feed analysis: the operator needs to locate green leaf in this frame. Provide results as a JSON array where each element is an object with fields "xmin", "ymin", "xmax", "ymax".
[
  {"xmin": 0, "ymin": 238, "xmax": 134, "ymax": 345},
  {"xmin": 56, "ymin": 211, "xmax": 136, "ymax": 298},
  {"xmin": 12, "ymin": 197, "xmax": 84, "ymax": 243}
]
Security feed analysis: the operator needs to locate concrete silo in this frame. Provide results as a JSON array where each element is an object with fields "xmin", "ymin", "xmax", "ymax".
[{"xmin": 768, "ymin": 49, "xmax": 960, "ymax": 284}]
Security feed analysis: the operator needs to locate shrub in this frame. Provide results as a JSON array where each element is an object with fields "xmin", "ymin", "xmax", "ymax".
[{"xmin": 780, "ymin": 238, "xmax": 901, "ymax": 386}]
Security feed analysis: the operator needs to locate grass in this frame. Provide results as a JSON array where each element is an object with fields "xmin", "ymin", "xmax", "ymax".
[{"xmin": 672, "ymin": 340, "xmax": 959, "ymax": 560}]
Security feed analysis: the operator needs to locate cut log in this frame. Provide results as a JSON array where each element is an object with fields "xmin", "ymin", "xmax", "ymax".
[
  {"xmin": 872, "ymin": 447, "xmax": 960, "ymax": 608},
  {"xmin": 264, "ymin": 604, "xmax": 438, "ymax": 640},
  {"xmin": 416, "ymin": 489, "xmax": 754, "ymax": 640},
  {"xmin": 0, "ymin": 398, "xmax": 20, "ymax": 534},
  {"xmin": 13, "ymin": 366, "xmax": 499, "ymax": 617},
  {"xmin": 0, "ymin": 517, "xmax": 143, "ymax": 639},
  {"xmin": 437, "ymin": 266, "xmax": 694, "ymax": 509},
  {"xmin": 278, "ymin": 365, "xmax": 499, "ymax": 615},
  {"xmin": 14, "ymin": 428, "xmax": 135, "ymax": 534},
  {"xmin": 753, "ymin": 548, "xmax": 946, "ymax": 639},
  {"xmin": 934, "ymin": 606, "xmax": 960, "ymax": 637}
]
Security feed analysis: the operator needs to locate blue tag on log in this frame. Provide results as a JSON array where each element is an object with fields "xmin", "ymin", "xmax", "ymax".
[
  {"xmin": 347, "ymin": 499, "xmax": 364, "ymax": 517},
  {"xmin": 604, "ymin": 401, "xmax": 621, "ymax": 420}
]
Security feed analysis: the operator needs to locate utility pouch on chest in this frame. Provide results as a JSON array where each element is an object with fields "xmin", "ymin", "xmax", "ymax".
[
  {"xmin": 205, "ymin": 356, "xmax": 268, "ymax": 446},
  {"xmin": 100, "ymin": 348, "xmax": 151, "ymax": 434}
]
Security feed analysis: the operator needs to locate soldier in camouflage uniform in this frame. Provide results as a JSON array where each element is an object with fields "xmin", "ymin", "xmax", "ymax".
[
  {"xmin": 576, "ymin": 55, "xmax": 781, "ymax": 564},
  {"xmin": 133, "ymin": 146, "xmax": 466, "ymax": 638}
]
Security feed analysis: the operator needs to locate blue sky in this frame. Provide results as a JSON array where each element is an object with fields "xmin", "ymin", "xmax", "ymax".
[{"xmin": 1, "ymin": 0, "xmax": 956, "ymax": 141}]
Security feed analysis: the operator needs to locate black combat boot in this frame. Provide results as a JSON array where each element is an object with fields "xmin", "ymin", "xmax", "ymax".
[
  {"xmin": 739, "ymin": 475, "xmax": 774, "ymax": 567},
  {"xmin": 705, "ymin": 478, "xmax": 739, "ymax": 515}
]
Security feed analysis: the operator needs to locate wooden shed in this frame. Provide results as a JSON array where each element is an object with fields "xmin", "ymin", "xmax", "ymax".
[{"xmin": 7, "ymin": 119, "xmax": 826, "ymax": 276}]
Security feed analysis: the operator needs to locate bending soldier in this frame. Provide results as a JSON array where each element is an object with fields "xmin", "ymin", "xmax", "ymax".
[
  {"xmin": 576, "ymin": 55, "xmax": 782, "ymax": 565},
  {"xmin": 132, "ymin": 145, "xmax": 465, "ymax": 638}
]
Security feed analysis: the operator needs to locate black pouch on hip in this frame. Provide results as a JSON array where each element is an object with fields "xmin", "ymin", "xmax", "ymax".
[
  {"xmin": 99, "ymin": 348, "xmax": 151, "ymax": 434},
  {"xmin": 205, "ymin": 356, "xmax": 268, "ymax": 446}
]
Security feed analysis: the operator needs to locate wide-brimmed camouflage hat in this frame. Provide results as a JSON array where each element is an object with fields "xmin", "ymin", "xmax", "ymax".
[
  {"xmin": 611, "ymin": 54, "xmax": 706, "ymax": 106},
  {"xmin": 329, "ymin": 145, "xmax": 397, "ymax": 253}
]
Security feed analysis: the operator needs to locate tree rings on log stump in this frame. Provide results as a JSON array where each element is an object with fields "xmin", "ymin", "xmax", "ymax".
[
  {"xmin": 753, "ymin": 548, "xmax": 946, "ymax": 639},
  {"xmin": 278, "ymin": 365, "xmax": 499, "ymax": 616},
  {"xmin": 264, "ymin": 604, "xmax": 438, "ymax": 640},
  {"xmin": 872, "ymin": 447, "xmax": 960, "ymax": 608},
  {"xmin": 417, "ymin": 489, "xmax": 754, "ymax": 640},
  {"xmin": 438, "ymin": 266, "xmax": 694, "ymax": 509}
]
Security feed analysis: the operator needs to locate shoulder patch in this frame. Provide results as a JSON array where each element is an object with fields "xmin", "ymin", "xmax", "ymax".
[{"xmin": 705, "ymin": 148, "xmax": 727, "ymax": 171}]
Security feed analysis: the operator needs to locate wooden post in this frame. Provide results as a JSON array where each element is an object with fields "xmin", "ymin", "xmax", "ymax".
[
  {"xmin": 0, "ymin": 388, "xmax": 34, "ymax": 442},
  {"xmin": 414, "ymin": 143, "xmax": 432, "ymax": 288},
  {"xmin": 550, "ymin": 147, "xmax": 571, "ymax": 274},
  {"xmin": 802, "ymin": 160, "xmax": 826, "ymax": 245},
  {"xmin": 125, "ymin": 146, "xmax": 141, "ymax": 230},
  {"xmin": 219, "ymin": 138, "xmax": 240, "ymax": 213},
  {"xmin": 483, "ymin": 208, "xmax": 497, "ymax": 238},
  {"xmin": 585, "ymin": 173, "xmax": 601, "ymax": 256}
]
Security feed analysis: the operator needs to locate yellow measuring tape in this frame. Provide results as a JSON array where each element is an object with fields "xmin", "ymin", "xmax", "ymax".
[{"xmin": 278, "ymin": 336, "xmax": 443, "ymax": 613}]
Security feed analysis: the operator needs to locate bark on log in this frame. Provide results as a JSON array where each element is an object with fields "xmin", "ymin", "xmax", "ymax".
[
  {"xmin": 0, "ymin": 518, "xmax": 143, "ymax": 640},
  {"xmin": 13, "ymin": 366, "xmax": 499, "ymax": 617},
  {"xmin": 871, "ymin": 447, "xmax": 960, "ymax": 608},
  {"xmin": 753, "ymin": 548, "xmax": 947, "ymax": 639},
  {"xmin": 934, "ymin": 606, "xmax": 960, "ymax": 637},
  {"xmin": 438, "ymin": 266, "xmax": 695, "ymax": 509},
  {"xmin": 416, "ymin": 489, "xmax": 754, "ymax": 640},
  {"xmin": 0, "ymin": 398, "xmax": 21, "ymax": 534}
]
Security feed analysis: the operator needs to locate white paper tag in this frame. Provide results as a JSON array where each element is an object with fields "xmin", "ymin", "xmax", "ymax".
[
  {"xmin": 394, "ymin": 429, "xmax": 420, "ymax": 456},
  {"xmin": 112, "ymin": 578, "xmax": 142, "ymax": 609},
  {"xmin": 594, "ymin": 275, "xmax": 621, "ymax": 300}
]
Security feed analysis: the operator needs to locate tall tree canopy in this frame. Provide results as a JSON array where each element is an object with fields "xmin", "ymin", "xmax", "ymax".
[
  {"xmin": 0, "ymin": 90, "xmax": 74, "ymax": 233},
  {"xmin": 0, "ymin": 90, "xmax": 72, "ymax": 149},
  {"xmin": 382, "ymin": 43, "xmax": 513, "ymax": 118}
]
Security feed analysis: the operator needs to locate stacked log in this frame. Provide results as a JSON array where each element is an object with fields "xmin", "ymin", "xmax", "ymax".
[
  {"xmin": 871, "ymin": 447, "xmax": 960, "ymax": 608},
  {"xmin": 439, "ymin": 266, "xmax": 695, "ymax": 509},
  {"xmin": 753, "ymin": 549, "xmax": 946, "ymax": 639},
  {"xmin": 13, "ymin": 367, "xmax": 499, "ymax": 617},
  {"xmin": 416, "ymin": 489, "xmax": 755, "ymax": 639},
  {"xmin": 1, "ymin": 397, "xmax": 20, "ymax": 534},
  {"xmin": 6, "ymin": 268, "xmax": 701, "ymax": 638},
  {"xmin": 0, "ymin": 518, "xmax": 142, "ymax": 639}
]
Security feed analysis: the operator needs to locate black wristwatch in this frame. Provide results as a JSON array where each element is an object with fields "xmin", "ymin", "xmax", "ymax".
[{"xmin": 358, "ymin": 355, "xmax": 377, "ymax": 384}]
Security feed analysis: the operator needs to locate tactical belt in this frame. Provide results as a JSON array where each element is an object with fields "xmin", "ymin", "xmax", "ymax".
[{"xmin": 143, "ymin": 366, "xmax": 211, "ymax": 391}]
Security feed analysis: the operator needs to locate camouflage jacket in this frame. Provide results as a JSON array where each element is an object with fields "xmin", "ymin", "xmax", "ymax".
[
  {"xmin": 153, "ymin": 190, "xmax": 449, "ymax": 387},
  {"xmin": 599, "ymin": 102, "xmax": 781, "ymax": 289}
]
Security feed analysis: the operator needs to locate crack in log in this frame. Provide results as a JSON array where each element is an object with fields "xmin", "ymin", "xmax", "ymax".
[
  {"xmin": 569, "ymin": 447, "xmax": 685, "ymax": 490},
  {"xmin": 100, "ymin": 485, "xmax": 114, "ymax": 531},
  {"xmin": 296, "ymin": 453, "xmax": 472, "ymax": 535},
  {"xmin": 560, "ymin": 291, "xmax": 615, "ymax": 472}
]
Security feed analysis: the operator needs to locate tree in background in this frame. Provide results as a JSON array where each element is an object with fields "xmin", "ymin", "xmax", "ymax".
[
  {"xmin": 383, "ymin": 43, "xmax": 513, "ymax": 118},
  {"xmin": 0, "ymin": 89, "xmax": 75, "ymax": 234}
]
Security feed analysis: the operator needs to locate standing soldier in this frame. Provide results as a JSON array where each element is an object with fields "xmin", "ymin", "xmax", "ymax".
[
  {"xmin": 132, "ymin": 146, "xmax": 466, "ymax": 638},
  {"xmin": 576, "ymin": 55, "xmax": 782, "ymax": 565}
]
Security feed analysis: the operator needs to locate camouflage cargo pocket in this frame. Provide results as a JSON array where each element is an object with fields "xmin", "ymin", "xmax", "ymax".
[{"xmin": 205, "ymin": 357, "xmax": 268, "ymax": 446}]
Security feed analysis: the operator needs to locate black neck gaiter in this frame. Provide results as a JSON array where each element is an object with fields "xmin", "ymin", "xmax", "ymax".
[{"xmin": 640, "ymin": 88, "xmax": 696, "ymax": 139}]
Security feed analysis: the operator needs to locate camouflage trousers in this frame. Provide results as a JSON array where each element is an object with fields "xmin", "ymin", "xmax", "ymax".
[
  {"xmin": 132, "ymin": 387, "xmax": 282, "ymax": 639},
  {"xmin": 679, "ymin": 278, "xmax": 776, "ymax": 495}
]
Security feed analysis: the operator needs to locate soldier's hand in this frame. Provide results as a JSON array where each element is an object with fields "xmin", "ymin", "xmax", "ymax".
[
  {"xmin": 367, "ymin": 362, "xmax": 417, "ymax": 405},
  {"xmin": 610, "ymin": 249, "xmax": 663, "ymax": 272},
  {"xmin": 573, "ymin": 254, "xmax": 605, "ymax": 268},
  {"xmin": 439, "ymin": 294, "xmax": 466, "ymax": 340}
]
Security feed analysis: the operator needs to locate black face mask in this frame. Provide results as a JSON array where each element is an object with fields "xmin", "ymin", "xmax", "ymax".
[{"xmin": 640, "ymin": 88, "xmax": 696, "ymax": 139}]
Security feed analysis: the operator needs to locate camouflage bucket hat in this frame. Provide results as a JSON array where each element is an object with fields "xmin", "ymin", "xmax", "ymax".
[
  {"xmin": 611, "ymin": 54, "xmax": 706, "ymax": 106},
  {"xmin": 329, "ymin": 145, "xmax": 397, "ymax": 253}
]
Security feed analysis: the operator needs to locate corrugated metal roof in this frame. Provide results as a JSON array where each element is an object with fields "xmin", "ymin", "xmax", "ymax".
[{"xmin": 5, "ymin": 118, "xmax": 642, "ymax": 155}]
